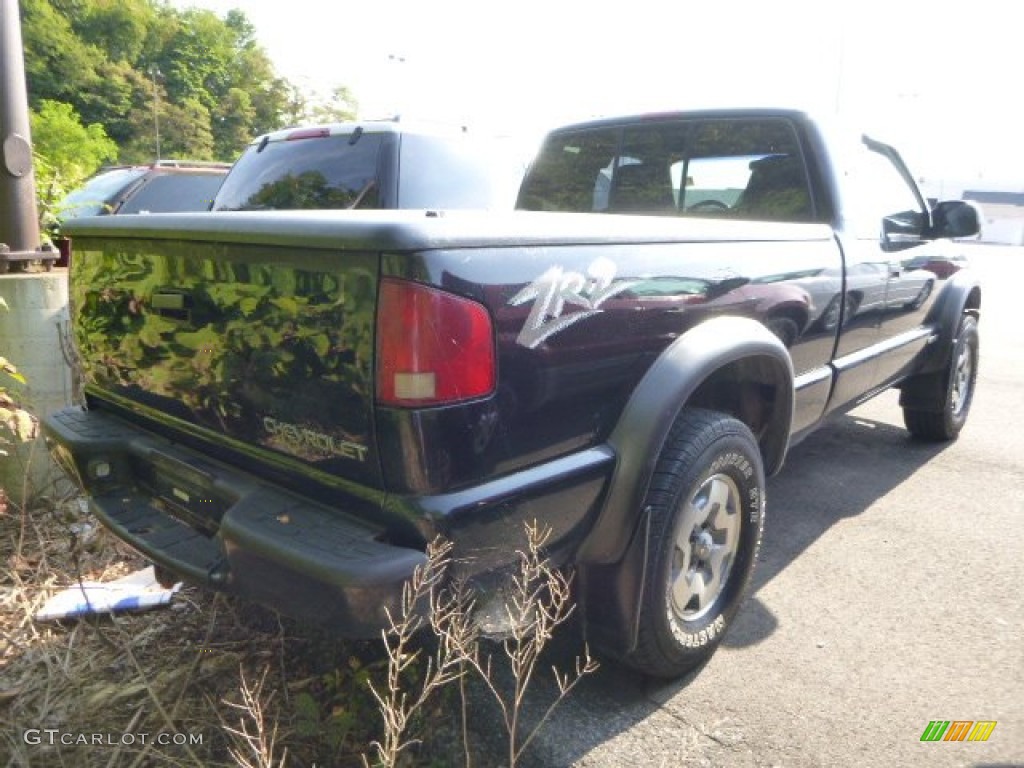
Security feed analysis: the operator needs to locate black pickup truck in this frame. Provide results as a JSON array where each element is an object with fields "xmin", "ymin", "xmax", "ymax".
[{"xmin": 43, "ymin": 109, "xmax": 981, "ymax": 678}]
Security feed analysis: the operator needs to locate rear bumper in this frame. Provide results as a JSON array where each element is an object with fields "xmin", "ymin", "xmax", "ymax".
[{"xmin": 42, "ymin": 407, "xmax": 425, "ymax": 636}]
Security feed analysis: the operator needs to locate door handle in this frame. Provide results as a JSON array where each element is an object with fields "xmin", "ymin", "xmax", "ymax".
[{"xmin": 151, "ymin": 290, "xmax": 192, "ymax": 320}]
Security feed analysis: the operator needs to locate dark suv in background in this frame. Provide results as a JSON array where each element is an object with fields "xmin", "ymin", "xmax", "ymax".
[
  {"xmin": 210, "ymin": 120, "xmax": 527, "ymax": 212},
  {"xmin": 58, "ymin": 161, "xmax": 230, "ymax": 220}
]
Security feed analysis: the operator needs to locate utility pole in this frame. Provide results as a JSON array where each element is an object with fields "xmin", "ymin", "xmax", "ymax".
[
  {"xmin": 0, "ymin": 0, "xmax": 52, "ymax": 272},
  {"xmin": 148, "ymin": 66, "xmax": 162, "ymax": 163}
]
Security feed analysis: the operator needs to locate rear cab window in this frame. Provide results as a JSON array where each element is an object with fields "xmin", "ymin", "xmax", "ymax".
[
  {"xmin": 212, "ymin": 132, "xmax": 386, "ymax": 211},
  {"xmin": 518, "ymin": 116, "xmax": 819, "ymax": 223}
]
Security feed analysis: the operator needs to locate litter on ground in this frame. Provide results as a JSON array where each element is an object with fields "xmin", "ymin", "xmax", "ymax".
[{"xmin": 34, "ymin": 566, "xmax": 181, "ymax": 621}]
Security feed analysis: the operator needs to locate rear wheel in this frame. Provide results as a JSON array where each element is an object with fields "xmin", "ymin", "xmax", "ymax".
[
  {"xmin": 620, "ymin": 408, "xmax": 765, "ymax": 679},
  {"xmin": 903, "ymin": 314, "xmax": 978, "ymax": 440}
]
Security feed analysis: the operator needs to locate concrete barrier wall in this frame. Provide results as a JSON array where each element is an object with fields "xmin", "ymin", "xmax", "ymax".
[{"xmin": 0, "ymin": 270, "xmax": 74, "ymax": 506}]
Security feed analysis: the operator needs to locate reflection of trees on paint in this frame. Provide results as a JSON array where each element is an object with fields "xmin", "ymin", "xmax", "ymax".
[{"xmin": 73, "ymin": 240, "xmax": 375, "ymax": 450}]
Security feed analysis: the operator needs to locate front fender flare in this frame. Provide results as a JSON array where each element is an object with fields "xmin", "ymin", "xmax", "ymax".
[
  {"xmin": 578, "ymin": 315, "xmax": 794, "ymax": 566},
  {"xmin": 917, "ymin": 267, "xmax": 982, "ymax": 373},
  {"xmin": 899, "ymin": 266, "xmax": 981, "ymax": 411}
]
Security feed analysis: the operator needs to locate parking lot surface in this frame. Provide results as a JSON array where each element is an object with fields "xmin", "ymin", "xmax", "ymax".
[{"xmin": 516, "ymin": 245, "xmax": 1024, "ymax": 768}]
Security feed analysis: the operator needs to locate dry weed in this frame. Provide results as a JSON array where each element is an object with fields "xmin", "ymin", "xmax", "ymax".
[
  {"xmin": 220, "ymin": 666, "xmax": 287, "ymax": 768},
  {"xmin": 365, "ymin": 522, "xmax": 599, "ymax": 768},
  {"xmin": 3, "ymin": 484, "xmax": 595, "ymax": 768}
]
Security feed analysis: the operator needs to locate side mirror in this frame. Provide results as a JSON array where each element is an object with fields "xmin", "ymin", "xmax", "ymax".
[{"xmin": 930, "ymin": 200, "xmax": 981, "ymax": 240}]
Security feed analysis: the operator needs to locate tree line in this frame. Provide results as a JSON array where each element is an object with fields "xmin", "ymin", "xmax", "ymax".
[{"xmin": 20, "ymin": 0, "xmax": 356, "ymax": 220}]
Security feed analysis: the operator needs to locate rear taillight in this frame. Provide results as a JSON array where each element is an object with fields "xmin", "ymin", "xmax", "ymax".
[{"xmin": 376, "ymin": 278, "xmax": 496, "ymax": 407}]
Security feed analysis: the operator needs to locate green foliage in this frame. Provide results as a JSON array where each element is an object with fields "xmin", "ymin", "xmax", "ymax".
[
  {"xmin": 21, "ymin": 0, "xmax": 340, "ymax": 166},
  {"xmin": 286, "ymin": 85, "xmax": 360, "ymax": 127},
  {"xmin": 20, "ymin": 0, "xmax": 107, "ymax": 110},
  {"xmin": 30, "ymin": 100, "xmax": 119, "ymax": 232},
  {"xmin": 30, "ymin": 100, "xmax": 119, "ymax": 176},
  {"xmin": 158, "ymin": 95, "xmax": 216, "ymax": 160},
  {"xmin": 291, "ymin": 653, "xmax": 387, "ymax": 761},
  {"xmin": 74, "ymin": 0, "xmax": 155, "ymax": 63}
]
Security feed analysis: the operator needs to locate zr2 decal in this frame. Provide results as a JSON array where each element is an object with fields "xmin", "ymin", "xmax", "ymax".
[{"xmin": 509, "ymin": 258, "xmax": 637, "ymax": 348}]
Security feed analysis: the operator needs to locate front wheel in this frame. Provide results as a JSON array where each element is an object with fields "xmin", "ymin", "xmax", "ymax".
[
  {"xmin": 903, "ymin": 314, "xmax": 979, "ymax": 440},
  {"xmin": 620, "ymin": 408, "xmax": 765, "ymax": 679}
]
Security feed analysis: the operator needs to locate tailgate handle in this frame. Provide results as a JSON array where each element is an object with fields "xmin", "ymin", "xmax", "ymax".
[{"xmin": 151, "ymin": 290, "xmax": 191, "ymax": 318}]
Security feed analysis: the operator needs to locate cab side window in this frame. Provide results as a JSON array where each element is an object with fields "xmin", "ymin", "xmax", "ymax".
[
  {"xmin": 518, "ymin": 117, "xmax": 818, "ymax": 223},
  {"xmin": 516, "ymin": 128, "xmax": 619, "ymax": 212},
  {"xmin": 674, "ymin": 119, "xmax": 814, "ymax": 222}
]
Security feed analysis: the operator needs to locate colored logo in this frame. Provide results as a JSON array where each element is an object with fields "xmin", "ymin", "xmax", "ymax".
[{"xmin": 920, "ymin": 720, "xmax": 997, "ymax": 742}]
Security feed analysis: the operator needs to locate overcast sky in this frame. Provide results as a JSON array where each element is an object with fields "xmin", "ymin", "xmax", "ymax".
[{"xmin": 171, "ymin": 0, "xmax": 1022, "ymax": 190}]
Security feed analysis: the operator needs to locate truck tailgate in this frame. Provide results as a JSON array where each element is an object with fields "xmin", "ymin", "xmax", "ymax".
[{"xmin": 68, "ymin": 233, "xmax": 381, "ymax": 489}]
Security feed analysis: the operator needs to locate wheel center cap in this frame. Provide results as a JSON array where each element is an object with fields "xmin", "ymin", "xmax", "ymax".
[{"xmin": 694, "ymin": 531, "xmax": 713, "ymax": 562}]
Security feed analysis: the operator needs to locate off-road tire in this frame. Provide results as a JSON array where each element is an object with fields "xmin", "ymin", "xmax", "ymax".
[
  {"xmin": 903, "ymin": 314, "xmax": 979, "ymax": 441},
  {"xmin": 620, "ymin": 408, "xmax": 765, "ymax": 679}
]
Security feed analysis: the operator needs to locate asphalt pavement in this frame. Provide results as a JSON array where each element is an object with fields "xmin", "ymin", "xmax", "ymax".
[{"xmin": 510, "ymin": 244, "xmax": 1024, "ymax": 768}]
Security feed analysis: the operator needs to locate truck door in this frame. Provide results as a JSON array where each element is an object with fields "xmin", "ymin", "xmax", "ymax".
[
  {"xmin": 830, "ymin": 136, "xmax": 936, "ymax": 408},
  {"xmin": 857, "ymin": 139, "xmax": 939, "ymax": 384}
]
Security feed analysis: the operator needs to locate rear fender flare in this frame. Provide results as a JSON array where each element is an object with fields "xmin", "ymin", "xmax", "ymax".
[{"xmin": 578, "ymin": 315, "xmax": 794, "ymax": 566}]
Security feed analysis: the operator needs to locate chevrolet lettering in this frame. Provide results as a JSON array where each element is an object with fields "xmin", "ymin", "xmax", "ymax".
[{"xmin": 262, "ymin": 417, "xmax": 368, "ymax": 462}]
